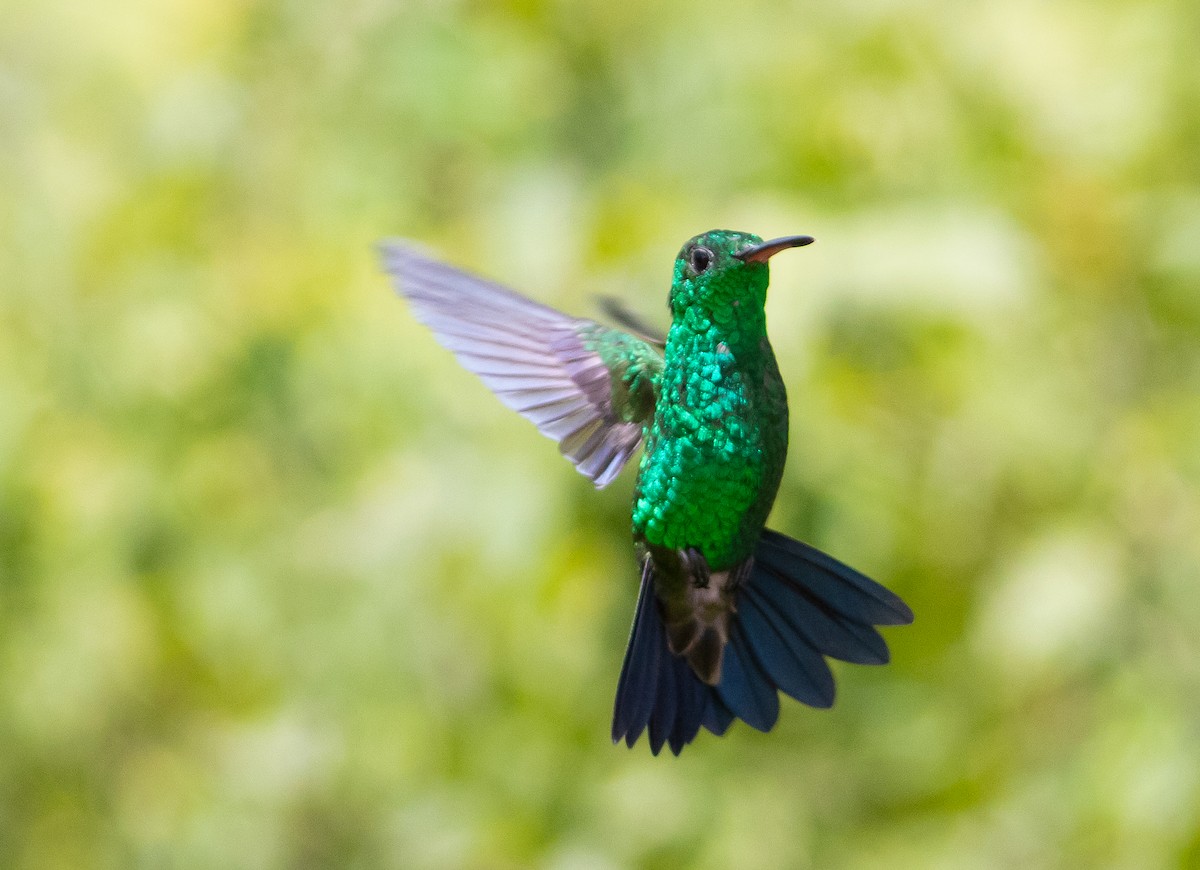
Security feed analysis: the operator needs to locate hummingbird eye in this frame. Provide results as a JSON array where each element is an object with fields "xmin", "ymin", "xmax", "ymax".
[{"xmin": 689, "ymin": 246, "xmax": 714, "ymax": 274}]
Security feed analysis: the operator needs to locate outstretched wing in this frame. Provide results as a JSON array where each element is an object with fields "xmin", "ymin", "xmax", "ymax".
[{"xmin": 381, "ymin": 241, "xmax": 664, "ymax": 488}]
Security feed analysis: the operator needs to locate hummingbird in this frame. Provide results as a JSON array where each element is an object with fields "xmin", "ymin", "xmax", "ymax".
[{"xmin": 381, "ymin": 230, "xmax": 912, "ymax": 755}]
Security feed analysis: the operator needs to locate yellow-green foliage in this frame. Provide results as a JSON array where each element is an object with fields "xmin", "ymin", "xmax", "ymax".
[{"xmin": 2, "ymin": 0, "xmax": 1199, "ymax": 867}]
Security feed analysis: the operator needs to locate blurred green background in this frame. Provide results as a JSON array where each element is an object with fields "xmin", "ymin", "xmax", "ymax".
[{"xmin": 3, "ymin": 0, "xmax": 1200, "ymax": 866}]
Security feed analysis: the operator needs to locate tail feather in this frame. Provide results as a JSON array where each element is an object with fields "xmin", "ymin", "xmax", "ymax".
[
  {"xmin": 701, "ymin": 693, "xmax": 736, "ymax": 736},
  {"xmin": 612, "ymin": 528, "xmax": 913, "ymax": 754},
  {"xmin": 718, "ymin": 626, "xmax": 780, "ymax": 732},
  {"xmin": 611, "ymin": 561, "xmax": 662, "ymax": 748},
  {"xmin": 647, "ymin": 643, "xmax": 676, "ymax": 752},
  {"xmin": 757, "ymin": 530, "xmax": 913, "ymax": 626},
  {"xmin": 612, "ymin": 563, "xmax": 707, "ymax": 755},
  {"xmin": 669, "ymin": 661, "xmax": 708, "ymax": 752},
  {"xmin": 751, "ymin": 552, "xmax": 891, "ymax": 665},
  {"xmin": 738, "ymin": 586, "xmax": 835, "ymax": 708}
]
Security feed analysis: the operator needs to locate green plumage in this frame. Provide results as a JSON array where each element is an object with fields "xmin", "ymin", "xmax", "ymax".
[
  {"xmin": 579, "ymin": 325, "xmax": 662, "ymax": 425},
  {"xmin": 633, "ymin": 231, "xmax": 787, "ymax": 569}
]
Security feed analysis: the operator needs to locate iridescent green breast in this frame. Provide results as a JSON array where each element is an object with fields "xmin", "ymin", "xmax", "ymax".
[{"xmin": 632, "ymin": 309, "xmax": 788, "ymax": 569}]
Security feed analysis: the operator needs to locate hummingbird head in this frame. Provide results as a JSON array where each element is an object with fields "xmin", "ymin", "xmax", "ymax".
[{"xmin": 668, "ymin": 229, "xmax": 814, "ymax": 317}]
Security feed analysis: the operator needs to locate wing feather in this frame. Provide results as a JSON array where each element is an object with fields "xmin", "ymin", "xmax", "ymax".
[{"xmin": 381, "ymin": 241, "xmax": 663, "ymax": 488}]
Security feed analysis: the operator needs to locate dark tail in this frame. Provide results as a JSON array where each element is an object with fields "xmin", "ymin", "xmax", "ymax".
[{"xmin": 611, "ymin": 528, "xmax": 913, "ymax": 755}]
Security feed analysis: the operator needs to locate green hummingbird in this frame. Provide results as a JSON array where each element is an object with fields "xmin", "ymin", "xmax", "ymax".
[{"xmin": 381, "ymin": 230, "xmax": 912, "ymax": 755}]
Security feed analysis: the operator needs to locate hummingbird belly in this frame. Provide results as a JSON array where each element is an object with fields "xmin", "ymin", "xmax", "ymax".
[{"xmin": 632, "ymin": 355, "xmax": 784, "ymax": 570}]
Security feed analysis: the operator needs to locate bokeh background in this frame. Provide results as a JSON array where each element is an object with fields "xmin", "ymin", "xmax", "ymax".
[{"xmin": 3, "ymin": 0, "xmax": 1200, "ymax": 866}]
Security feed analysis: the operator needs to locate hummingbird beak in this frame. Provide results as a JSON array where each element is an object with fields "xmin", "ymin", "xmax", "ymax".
[{"xmin": 733, "ymin": 235, "xmax": 815, "ymax": 263}]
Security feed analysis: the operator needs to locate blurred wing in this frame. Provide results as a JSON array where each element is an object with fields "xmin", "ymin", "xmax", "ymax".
[
  {"xmin": 380, "ymin": 241, "xmax": 663, "ymax": 488},
  {"xmin": 596, "ymin": 296, "xmax": 666, "ymax": 348}
]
